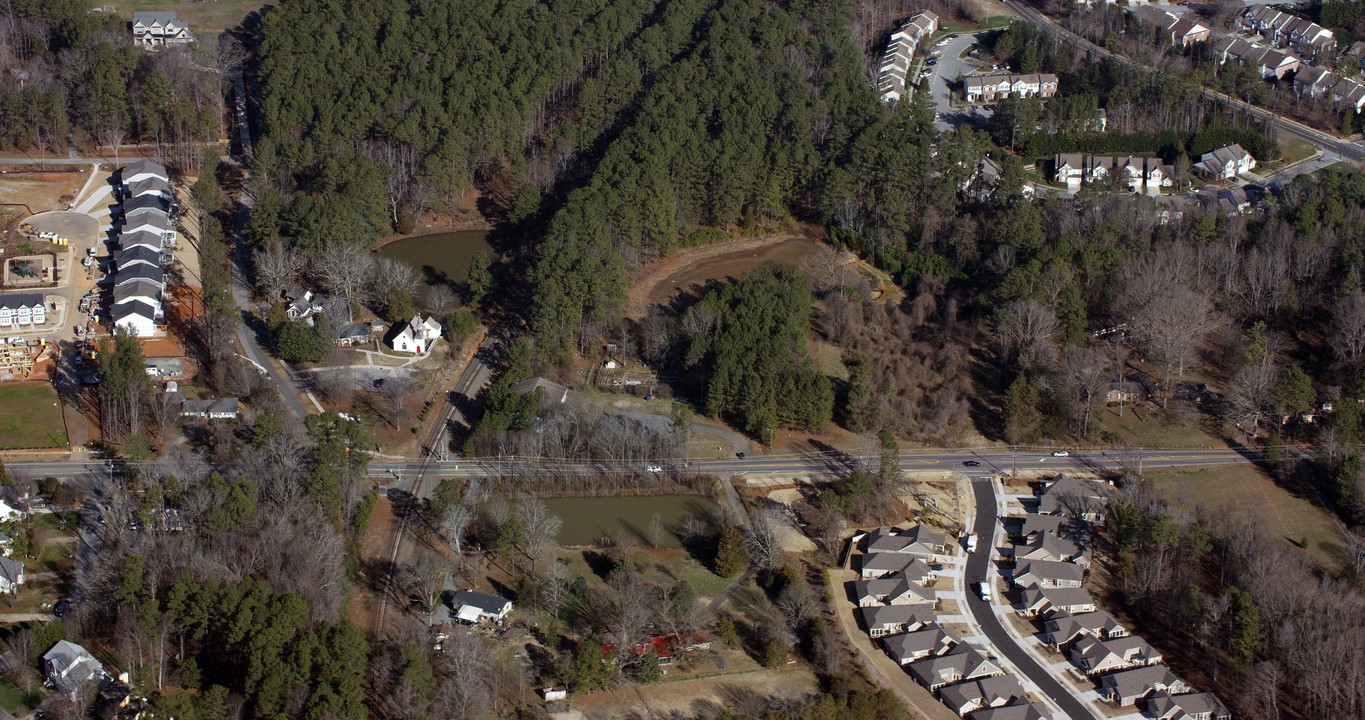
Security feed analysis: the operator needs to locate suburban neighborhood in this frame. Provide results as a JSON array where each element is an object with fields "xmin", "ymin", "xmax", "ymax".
[{"xmin": 0, "ymin": 0, "xmax": 1363, "ymax": 718}]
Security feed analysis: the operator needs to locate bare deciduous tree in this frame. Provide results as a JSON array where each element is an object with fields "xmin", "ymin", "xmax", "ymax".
[
  {"xmin": 380, "ymin": 374, "xmax": 413, "ymax": 429},
  {"xmin": 313, "ymin": 242, "xmax": 374, "ymax": 322},
  {"xmin": 995, "ymin": 299, "xmax": 1059, "ymax": 371},
  {"xmin": 1331, "ymin": 293, "xmax": 1365, "ymax": 371},
  {"xmin": 253, "ymin": 242, "xmax": 304, "ymax": 301},
  {"xmin": 516, "ymin": 498, "xmax": 562, "ymax": 572}
]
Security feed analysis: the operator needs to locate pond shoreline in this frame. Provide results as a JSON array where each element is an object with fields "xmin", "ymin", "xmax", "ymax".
[{"xmin": 375, "ymin": 218, "xmax": 493, "ymax": 250}]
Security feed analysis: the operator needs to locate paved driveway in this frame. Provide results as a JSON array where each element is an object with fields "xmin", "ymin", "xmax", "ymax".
[{"xmin": 926, "ymin": 32, "xmax": 990, "ymax": 131}]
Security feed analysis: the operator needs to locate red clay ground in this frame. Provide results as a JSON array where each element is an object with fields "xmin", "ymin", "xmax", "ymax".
[{"xmin": 624, "ymin": 231, "xmax": 824, "ymax": 320}]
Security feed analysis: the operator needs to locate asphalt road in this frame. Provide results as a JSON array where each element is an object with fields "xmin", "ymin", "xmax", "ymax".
[
  {"xmin": 997, "ymin": 0, "xmax": 1365, "ymax": 164},
  {"xmin": 8, "ymin": 447, "xmax": 1254, "ymax": 485},
  {"xmin": 965, "ymin": 477, "xmax": 1097, "ymax": 720}
]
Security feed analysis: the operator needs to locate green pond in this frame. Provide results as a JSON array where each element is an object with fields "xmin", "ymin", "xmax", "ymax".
[
  {"xmin": 376, "ymin": 231, "xmax": 492, "ymax": 295},
  {"xmin": 542, "ymin": 495, "xmax": 722, "ymax": 548}
]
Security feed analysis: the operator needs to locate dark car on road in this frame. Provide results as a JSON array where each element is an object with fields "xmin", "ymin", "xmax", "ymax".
[{"xmin": 963, "ymin": 460, "xmax": 981, "ymax": 467}]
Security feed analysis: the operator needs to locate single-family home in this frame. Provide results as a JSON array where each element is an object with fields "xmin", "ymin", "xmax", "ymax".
[
  {"xmin": 120, "ymin": 193, "xmax": 172, "ymax": 218},
  {"xmin": 1068, "ymin": 634, "xmax": 1163, "ymax": 676},
  {"xmin": 880, "ymin": 624, "xmax": 956, "ymax": 665},
  {"xmin": 113, "ymin": 299, "xmax": 161, "ymax": 337},
  {"xmin": 1105, "ymin": 381, "xmax": 1146, "ymax": 404},
  {"xmin": 1012, "ymin": 559, "xmax": 1085, "ymax": 589},
  {"xmin": 1145, "ymin": 690, "xmax": 1232, "ymax": 720},
  {"xmin": 1012, "ymin": 532, "xmax": 1090, "ymax": 568},
  {"xmin": 0, "ymin": 293, "xmax": 47, "ymax": 329},
  {"xmin": 387, "ymin": 314, "xmax": 443, "ymax": 354},
  {"xmin": 122, "ymin": 159, "xmax": 169, "ymax": 186},
  {"xmin": 1020, "ymin": 586, "xmax": 1096, "ymax": 617},
  {"xmin": 1195, "ymin": 144, "xmax": 1255, "ymax": 181},
  {"xmin": 939, "ymin": 675, "xmax": 1028, "ymax": 716},
  {"xmin": 853, "ymin": 575, "xmax": 938, "ymax": 607},
  {"xmin": 1010, "ymin": 514, "xmax": 1064, "ymax": 543},
  {"xmin": 114, "ymin": 279, "xmax": 164, "ymax": 307},
  {"xmin": 0, "ymin": 557, "xmax": 23, "ymax": 594},
  {"xmin": 1098, "ymin": 665, "xmax": 1190, "ymax": 706},
  {"xmin": 450, "ymin": 589, "xmax": 513, "ymax": 623},
  {"xmin": 907, "ymin": 644, "xmax": 1004, "ymax": 691},
  {"xmin": 1328, "ymin": 76, "xmax": 1365, "ymax": 112},
  {"xmin": 44, "ymin": 641, "xmax": 105, "ymax": 699},
  {"xmin": 115, "ymin": 264, "xmax": 166, "ymax": 290},
  {"xmin": 1294, "ymin": 65, "xmax": 1335, "ymax": 98},
  {"xmin": 540, "ymin": 686, "xmax": 569, "ymax": 701},
  {"xmin": 1054, "ymin": 153, "xmax": 1085, "ymax": 187},
  {"xmin": 120, "ymin": 211, "xmax": 173, "ymax": 238},
  {"xmin": 1036, "ymin": 475, "xmax": 1110, "ymax": 521},
  {"xmin": 180, "ymin": 397, "xmax": 240, "ymax": 420},
  {"xmin": 1042, "ymin": 609, "xmax": 1128, "ymax": 648},
  {"xmin": 114, "ymin": 245, "xmax": 163, "ymax": 272},
  {"xmin": 131, "ymin": 11, "xmax": 195, "ymax": 48},
  {"xmin": 857, "ymin": 604, "xmax": 935, "ymax": 638},
  {"xmin": 119, "ymin": 228, "xmax": 172, "ymax": 252},
  {"xmin": 125, "ymin": 177, "xmax": 174, "ymax": 202},
  {"xmin": 859, "ymin": 552, "xmax": 934, "ymax": 580},
  {"xmin": 285, "ymin": 288, "xmax": 323, "ymax": 321},
  {"xmin": 967, "ymin": 702, "xmax": 1051, "ymax": 720},
  {"xmin": 1217, "ymin": 187, "xmax": 1253, "ymax": 215},
  {"xmin": 862, "ymin": 525, "xmax": 950, "ymax": 560},
  {"xmin": 1132, "ymin": 7, "xmax": 1209, "ymax": 47},
  {"xmin": 336, "ymin": 322, "xmax": 381, "ymax": 347}
]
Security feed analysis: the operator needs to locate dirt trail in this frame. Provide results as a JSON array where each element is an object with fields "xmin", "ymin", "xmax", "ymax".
[{"xmin": 623, "ymin": 232, "xmax": 821, "ymax": 319}]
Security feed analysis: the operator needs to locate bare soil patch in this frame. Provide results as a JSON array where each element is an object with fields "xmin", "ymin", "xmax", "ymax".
[
  {"xmin": 572, "ymin": 664, "xmax": 818, "ymax": 719},
  {"xmin": 624, "ymin": 232, "xmax": 823, "ymax": 320},
  {"xmin": 0, "ymin": 171, "xmax": 84, "ymax": 217}
]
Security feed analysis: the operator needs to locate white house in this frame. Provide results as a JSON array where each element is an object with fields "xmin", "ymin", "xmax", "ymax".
[
  {"xmin": 180, "ymin": 397, "xmax": 240, "ymax": 420},
  {"xmin": 386, "ymin": 314, "xmax": 443, "ymax": 354},
  {"xmin": 0, "ymin": 293, "xmax": 47, "ymax": 329},
  {"xmin": 113, "ymin": 299, "xmax": 161, "ymax": 337},
  {"xmin": 131, "ymin": 11, "xmax": 195, "ymax": 48},
  {"xmin": 450, "ymin": 589, "xmax": 512, "ymax": 624},
  {"xmin": 43, "ymin": 641, "xmax": 105, "ymax": 699},
  {"xmin": 1195, "ymin": 144, "xmax": 1256, "ymax": 180},
  {"xmin": 0, "ymin": 558, "xmax": 23, "ymax": 595}
]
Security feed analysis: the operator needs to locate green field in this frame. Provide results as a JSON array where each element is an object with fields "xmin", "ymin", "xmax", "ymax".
[
  {"xmin": 1098, "ymin": 404, "xmax": 1221, "ymax": 449},
  {"xmin": 0, "ymin": 384, "xmax": 67, "ymax": 449},
  {"xmin": 541, "ymin": 495, "xmax": 721, "ymax": 547},
  {"xmin": 117, "ymin": 0, "xmax": 267, "ymax": 34},
  {"xmin": 1151, "ymin": 465, "xmax": 1339, "ymax": 567}
]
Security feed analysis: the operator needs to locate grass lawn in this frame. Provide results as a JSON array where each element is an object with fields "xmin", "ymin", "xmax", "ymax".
[
  {"xmin": 116, "ymin": 0, "xmax": 267, "ymax": 34},
  {"xmin": 1274, "ymin": 135, "xmax": 1319, "ymax": 167},
  {"xmin": 1097, "ymin": 404, "xmax": 1222, "ymax": 449},
  {"xmin": 0, "ymin": 680, "xmax": 29, "ymax": 714},
  {"xmin": 557, "ymin": 547, "xmax": 735, "ymax": 601},
  {"xmin": 0, "ymin": 384, "xmax": 67, "ymax": 449},
  {"xmin": 939, "ymin": 16, "xmax": 1012, "ymax": 33},
  {"xmin": 1151, "ymin": 464, "xmax": 1339, "ymax": 567}
]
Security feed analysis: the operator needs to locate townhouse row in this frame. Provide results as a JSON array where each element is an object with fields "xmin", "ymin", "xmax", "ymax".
[
  {"xmin": 879, "ymin": 12, "xmax": 940, "ymax": 103},
  {"xmin": 111, "ymin": 160, "xmax": 179, "ymax": 338}
]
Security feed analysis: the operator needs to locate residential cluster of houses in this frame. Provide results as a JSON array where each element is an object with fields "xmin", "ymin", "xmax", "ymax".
[
  {"xmin": 1236, "ymin": 6, "xmax": 1335, "ymax": 59},
  {"xmin": 878, "ymin": 12, "xmax": 939, "ymax": 103},
  {"xmin": 279, "ymin": 283, "xmax": 441, "ymax": 354},
  {"xmin": 1132, "ymin": 7, "xmax": 1210, "ymax": 48},
  {"xmin": 852, "ymin": 526, "xmax": 1052, "ymax": 720},
  {"xmin": 962, "ymin": 73, "xmax": 1059, "ymax": 104},
  {"xmin": 0, "ymin": 292, "xmax": 48, "ymax": 330},
  {"xmin": 111, "ymin": 160, "xmax": 178, "ymax": 338},
  {"xmin": 1051, "ymin": 154, "xmax": 1174, "ymax": 192},
  {"xmin": 1010, "ymin": 477, "xmax": 1229, "ymax": 717},
  {"xmin": 130, "ymin": 12, "xmax": 194, "ymax": 49}
]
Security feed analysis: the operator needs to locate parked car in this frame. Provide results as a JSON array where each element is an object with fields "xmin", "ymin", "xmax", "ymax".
[
  {"xmin": 978, "ymin": 581, "xmax": 992, "ymax": 602},
  {"xmin": 645, "ymin": 464, "xmax": 663, "ymax": 473}
]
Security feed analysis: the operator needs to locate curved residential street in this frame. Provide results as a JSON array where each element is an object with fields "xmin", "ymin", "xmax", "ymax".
[{"xmin": 965, "ymin": 477, "xmax": 1097, "ymax": 720}]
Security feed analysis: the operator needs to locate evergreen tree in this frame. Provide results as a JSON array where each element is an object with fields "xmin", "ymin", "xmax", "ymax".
[{"xmin": 713, "ymin": 527, "xmax": 750, "ymax": 577}]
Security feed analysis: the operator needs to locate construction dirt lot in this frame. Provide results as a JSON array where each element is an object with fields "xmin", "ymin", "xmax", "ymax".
[
  {"xmin": 623, "ymin": 230, "xmax": 823, "ymax": 320},
  {"xmin": 0, "ymin": 170, "xmax": 87, "ymax": 219},
  {"xmin": 568, "ymin": 663, "xmax": 818, "ymax": 719}
]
